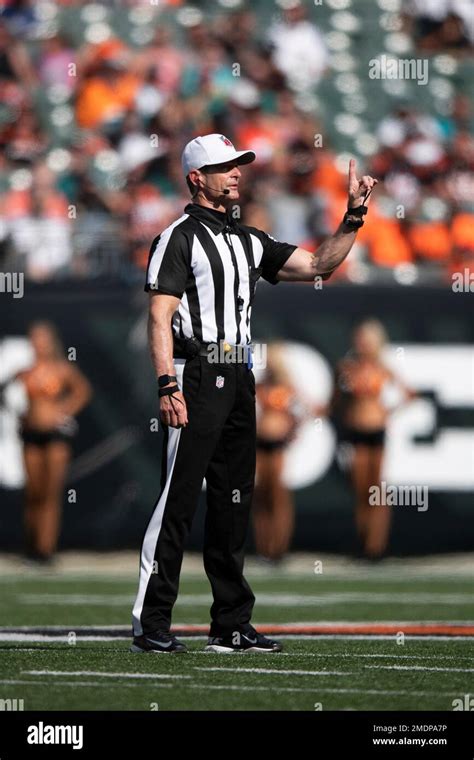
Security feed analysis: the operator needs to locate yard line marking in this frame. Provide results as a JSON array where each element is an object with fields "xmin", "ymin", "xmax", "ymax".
[
  {"xmin": 0, "ymin": 679, "xmax": 461, "ymax": 698},
  {"xmin": 364, "ymin": 665, "xmax": 474, "ymax": 673},
  {"xmin": 0, "ymin": 679, "xmax": 169, "ymax": 689},
  {"xmin": 0, "ymin": 647, "xmax": 471, "ymax": 661},
  {"xmin": 24, "ymin": 670, "xmax": 192, "ymax": 680},
  {"xmin": 184, "ymin": 685, "xmax": 462, "ymax": 697},
  {"xmin": 0, "ymin": 679, "xmax": 466, "ymax": 697},
  {"xmin": 0, "ymin": 634, "xmax": 131, "ymax": 642},
  {"xmin": 4, "ymin": 621, "xmax": 474, "ymax": 630},
  {"xmin": 2, "ymin": 633, "xmax": 474, "ymax": 643},
  {"xmin": 194, "ymin": 667, "xmax": 351, "ymax": 677},
  {"xmin": 266, "ymin": 635, "xmax": 474, "ymax": 641},
  {"xmin": 4, "ymin": 622, "xmax": 474, "ymax": 636},
  {"xmin": 275, "ymin": 653, "xmax": 474, "ymax": 661},
  {"xmin": 17, "ymin": 592, "xmax": 474, "ymax": 606},
  {"xmin": 18, "ymin": 594, "xmax": 134, "ymax": 606}
]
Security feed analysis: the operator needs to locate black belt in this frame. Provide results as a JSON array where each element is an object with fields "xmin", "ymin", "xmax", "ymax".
[{"xmin": 173, "ymin": 337, "xmax": 253, "ymax": 365}]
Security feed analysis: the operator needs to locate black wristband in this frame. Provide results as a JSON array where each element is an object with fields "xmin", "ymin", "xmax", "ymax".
[
  {"xmin": 158, "ymin": 374, "xmax": 177, "ymax": 389},
  {"xmin": 346, "ymin": 204, "xmax": 368, "ymax": 218},
  {"xmin": 344, "ymin": 185, "xmax": 374, "ymax": 229},
  {"xmin": 158, "ymin": 384, "xmax": 180, "ymax": 398},
  {"xmin": 343, "ymin": 211, "xmax": 365, "ymax": 230}
]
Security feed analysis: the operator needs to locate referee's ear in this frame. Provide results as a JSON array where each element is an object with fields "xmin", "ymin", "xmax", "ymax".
[{"xmin": 186, "ymin": 172, "xmax": 199, "ymax": 197}]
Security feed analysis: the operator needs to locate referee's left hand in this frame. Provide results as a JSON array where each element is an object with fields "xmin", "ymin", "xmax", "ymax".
[
  {"xmin": 348, "ymin": 159, "xmax": 378, "ymax": 208},
  {"xmin": 160, "ymin": 389, "xmax": 188, "ymax": 428}
]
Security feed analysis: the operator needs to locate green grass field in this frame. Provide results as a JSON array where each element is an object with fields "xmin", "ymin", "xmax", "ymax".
[{"xmin": 1, "ymin": 554, "xmax": 473, "ymax": 711}]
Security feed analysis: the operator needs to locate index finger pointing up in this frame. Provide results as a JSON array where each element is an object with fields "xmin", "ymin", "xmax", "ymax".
[{"xmin": 348, "ymin": 158, "xmax": 357, "ymax": 183}]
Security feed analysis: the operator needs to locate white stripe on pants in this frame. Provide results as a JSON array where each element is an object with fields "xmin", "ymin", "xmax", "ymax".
[{"xmin": 131, "ymin": 359, "xmax": 185, "ymax": 636}]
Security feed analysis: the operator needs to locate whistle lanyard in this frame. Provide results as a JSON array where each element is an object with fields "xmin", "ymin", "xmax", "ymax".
[
  {"xmin": 223, "ymin": 227, "xmax": 252, "ymax": 370},
  {"xmin": 223, "ymin": 227, "xmax": 244, "ymax": 313}
]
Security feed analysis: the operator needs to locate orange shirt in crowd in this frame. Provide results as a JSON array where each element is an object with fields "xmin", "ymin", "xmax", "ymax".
[
  {"xmin": 3, "ymin": 189, "xmax": 68, "ymax": 218},
  {"xmin": 452, "ymin": 213, "xmax": 474, "ymax": 257},
  {"xmin": 407, "ymin": 222, "xmax": 451, "ymax": 262},
  {"xmin": 76, "ymin": 73, "xmax": 140, "ymax": 129},
  {"xmin": 312, "ymin": 154, "xmax": 346, "ymax": 199},
  {"xmin": 357, "ymin": 209, "xmax": 413, "ymax": 267},
  {"xmin": 234, "ymin": 122, "xmax": 280, "ymax": 165}
]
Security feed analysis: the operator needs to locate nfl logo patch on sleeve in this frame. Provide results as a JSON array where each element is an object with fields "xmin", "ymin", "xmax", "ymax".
[{"xmin": 216, "ymin": 375, "xmax": 225, "ymax": 388}]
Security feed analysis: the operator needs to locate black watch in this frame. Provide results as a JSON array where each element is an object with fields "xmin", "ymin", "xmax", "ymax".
[{"xmin": 158, "ymin": 374, "xmax": 177, "ymax": 389}]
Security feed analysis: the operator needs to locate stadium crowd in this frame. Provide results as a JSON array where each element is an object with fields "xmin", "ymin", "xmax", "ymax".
[{"xmin": 0, "ymin": 0, "xmax": 472, "ymax": 283}]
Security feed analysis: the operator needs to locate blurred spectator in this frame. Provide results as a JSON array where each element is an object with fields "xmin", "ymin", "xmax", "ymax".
[
  {"xmin": 135, "ymin": 25, "xmax": 186, "ymax": 97},
  {"xmin": 267, "ymin": 0, "xmax": 328, "ymax": 92},
  {"xmin": 0, "ymin": 0, "xmax": 38, "ymax": 39},
  {"xmin": 37, "ymin": 33, "xmax": 76, "ymax": 94},
  {"xmin": 265, "ymin": 138, "xmax": 326, "ymax": 248},
  {"xmin": 4, "ymin": 162, "xmax": 72, "ymax": 279},
  {"xmin": 403, "ymin": 0, "xmax": 474, "ymax": 51},
  {"xmin": 451, "ymin": 209, "xmax": 474, "ymax": 272},
  {"xmin": 358, "ymin": 198, "xmax": 414, "ymax": 268},
  {"xmin": 0, "ymin": 0, "xmax": 470, "ymax": 283},
  {"xmin": 405, "ymin": 197, "xmax": 452, "ymax": 265},
  {"xmin": 4, "ymin": 108, "xmax": 47, "ymax": 163},
  {"xmin": 76, "ymin": 40, "xmax": 140, "ymax": 131},
  {"xmin": 0, "ymin": 20, "xmax": 36, "ymax": 89},
  {"xmin": 230, "ymin": 79, "xmax": 282, "ymax": 169}
]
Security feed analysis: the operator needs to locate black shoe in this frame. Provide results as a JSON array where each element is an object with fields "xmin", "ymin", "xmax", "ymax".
[
  {"xmin": 205, "ymin": 626, "xmax": 282, "ymax": 653},
  {"xmin": 130, "ymin": 631, "xmax": 188, "ymax": 654},
  {"xmin": 23, "ymin": 552, "xmax": 56, "ymax": 569}
]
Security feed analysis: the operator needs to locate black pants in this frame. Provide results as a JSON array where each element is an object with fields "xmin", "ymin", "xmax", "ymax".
[{"xmin": 132, "ymin": 355, "xmax": 257, "ymax": 637}]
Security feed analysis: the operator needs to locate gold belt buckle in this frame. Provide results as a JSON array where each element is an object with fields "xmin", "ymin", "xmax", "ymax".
[{"xmin": 223, "ymin": 341, "xmax": 232, "ymax": 353}]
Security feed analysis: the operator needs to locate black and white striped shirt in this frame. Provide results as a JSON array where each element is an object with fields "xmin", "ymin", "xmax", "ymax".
[{"xmin": 145, "ymin": 202, "xmax": 297, "ymax": 347}]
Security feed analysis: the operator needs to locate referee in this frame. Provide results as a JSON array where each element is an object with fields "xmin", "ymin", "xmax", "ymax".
[{"xmin": 131, "ymin": 133, "xmax": 377, "ymax": 653}]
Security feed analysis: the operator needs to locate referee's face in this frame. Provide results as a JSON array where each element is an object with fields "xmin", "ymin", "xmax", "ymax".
[{"xmin": 200, "ymin": 161, "xmax": 242, "ymax": 201}]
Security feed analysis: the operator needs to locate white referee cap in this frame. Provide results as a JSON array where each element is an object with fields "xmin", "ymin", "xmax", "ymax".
[{"xmin": 182, "ymin": 134, "xmax": 256, "ymax": 177}]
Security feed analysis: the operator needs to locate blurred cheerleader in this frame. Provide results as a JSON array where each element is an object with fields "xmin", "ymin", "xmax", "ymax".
[
  {"xmin": 16, "ymin": 321, "xmax": 92, "ymax": 564},
  {"xmin": 333, "ymin": 319, "xmax": 416, "ymax": 559},
  {"xmin": 253, "ymin": 343, "xmax": 315, "ymax": 563}
]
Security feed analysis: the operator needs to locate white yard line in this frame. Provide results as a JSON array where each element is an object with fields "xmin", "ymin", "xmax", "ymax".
[
  {"xmin": 364, "ymin": 664, "xmax": 474, "ymax": 673},
  {"xmin": 3, "ymin": 620, "xmax": 473, "ymax": 629},
  {"xmin": 1, "ymin": 633, "xmax": 474, "ymax": 642},
  {"xmin": 276, "ymin": 653, "xmax": 474, "ymax": 660},
  {"xmin": 250, "ymin": 635, "xmax": 474, "ymax": 641},
  {"xmin": 194, "ymin": 667, "xmax": 351, "ymax": 676},
  {"xmin": 0, "ymin": 678, "xmax": 165, "ymax": 689},
  {"xmin": 2, "ymin": 676, "xmax": 460, "ymax": 698},
  {"xmin": 3, "ymin": 646, "xmax": 471, "ymax": 661},
  {"xmin": 24, "ymin": 670, "xmax": 191, "ymax": 680},
  {"xmin": 0, "ymin": 634, "xmax": 126, "ymax": 642},
  {"xmin": 17, "ymin": 592, "xmax": 474, "ymax": 606}
]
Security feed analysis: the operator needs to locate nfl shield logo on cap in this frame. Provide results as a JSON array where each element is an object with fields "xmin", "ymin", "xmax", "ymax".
[{"xmin": 216, "ymin": 375, "xmax": 225, "ymax": 389}]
